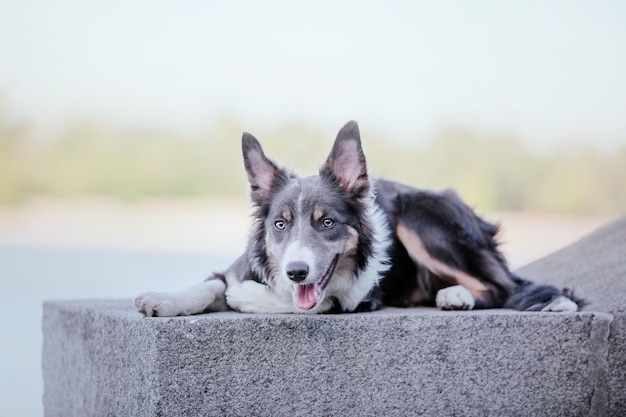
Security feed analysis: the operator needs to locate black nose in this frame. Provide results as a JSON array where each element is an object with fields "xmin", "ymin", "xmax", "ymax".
[{"xmin": 286, "ymin": 261, "xmax": 309, "ymax": 282}]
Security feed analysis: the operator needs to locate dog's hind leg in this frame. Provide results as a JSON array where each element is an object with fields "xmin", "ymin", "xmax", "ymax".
[
  {"xmin": 395, "ymin": 219, "xmax": 514, "ymax": 310},
  {"xmin": 135, "ymin": 278, "xmax": 227, "ymax": 317},
  {"xmin": 388, "ymin": 188, "xmax": 523, "ymax": 310}
]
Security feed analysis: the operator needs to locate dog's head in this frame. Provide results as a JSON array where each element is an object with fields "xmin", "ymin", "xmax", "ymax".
[{"xmin": 242, "ymin": 121, "xmax": 378, "ymax": 311}]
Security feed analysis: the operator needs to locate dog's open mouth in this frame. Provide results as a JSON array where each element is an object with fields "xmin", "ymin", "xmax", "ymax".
[{"xmin": 294, "ymin": 255, "xmax": 339, "ymax": 311}]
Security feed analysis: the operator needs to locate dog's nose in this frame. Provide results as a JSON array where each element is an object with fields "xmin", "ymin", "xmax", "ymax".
[{"xmin": 286, "ymin": 261, "xmax": 309, "ymax": 282}]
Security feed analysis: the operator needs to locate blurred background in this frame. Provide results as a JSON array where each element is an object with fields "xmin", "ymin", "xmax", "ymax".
[{"xmin": 1, "ymin": 1, "xmax": 625, "ymax": 415}]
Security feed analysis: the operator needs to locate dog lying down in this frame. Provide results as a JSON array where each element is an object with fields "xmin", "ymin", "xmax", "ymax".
[{"xmin": 136, "ymin": 121, "xmax": 582, "ymax": 316}]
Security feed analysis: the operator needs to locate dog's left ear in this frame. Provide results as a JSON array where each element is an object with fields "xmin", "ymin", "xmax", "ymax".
[{"xmin": 320, "ymin": 120, "xmax": 369, "ymax": 193}]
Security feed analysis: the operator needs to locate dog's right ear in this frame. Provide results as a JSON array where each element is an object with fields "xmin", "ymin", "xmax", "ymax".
[{"xmin": 242, "ymin": 132, "xmax": 281, "ymax": 204}]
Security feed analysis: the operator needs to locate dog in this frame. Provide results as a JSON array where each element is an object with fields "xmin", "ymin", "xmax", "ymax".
[{"xmin": 135, "ymin": 120, "xmax": 582, "ymax": 316}]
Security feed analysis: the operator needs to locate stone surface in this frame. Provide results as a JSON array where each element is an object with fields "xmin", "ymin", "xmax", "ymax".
[
  {"xmin": 517, "ymin": 215, "xmax": 626, "ymax": 416},
  {"xmin": 516, "ymin": 215, "xmax": 626, "ymax": 314},
  {"xmin": 44, "ymin": 300, "xmax": 611, "ymax": 417},
  {"xmin": 42, "ymin": 300, "xmax": 158, "ymax": 416},
  {"xmin": 43, "ymin": 216, "xmax": 626, "ymax": 417}
]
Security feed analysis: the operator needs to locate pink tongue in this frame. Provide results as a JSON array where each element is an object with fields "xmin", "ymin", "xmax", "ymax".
[{"xmin": 295, "ymin": 283, "xmax": 321, "ymax": 310}]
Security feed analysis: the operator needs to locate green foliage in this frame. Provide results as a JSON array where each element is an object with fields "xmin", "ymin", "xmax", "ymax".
[{"xmin": 0, "ymin": 115, "xmax": 625, "ymax": 214}]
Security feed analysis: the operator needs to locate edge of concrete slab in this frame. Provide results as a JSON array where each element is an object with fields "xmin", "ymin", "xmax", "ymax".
[{"xmin": 43, "ymin": 299, "xmax": 615, "ymax": 417}]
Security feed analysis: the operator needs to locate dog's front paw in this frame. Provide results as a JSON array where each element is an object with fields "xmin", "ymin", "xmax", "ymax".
[
  {"xmin": 135, "ymin": 292, "xmax": 182, "ymax": 317},
  {"xmin": 436, "ymin": 285, "xmax": 475, "ymax": 310},
  {"xmin": 225, "ymin": 281, "xmax": 256, "ymax": 313},
  {"xmin": 225, "ymin": 280, "xmax": 277, "ymax": 313}
]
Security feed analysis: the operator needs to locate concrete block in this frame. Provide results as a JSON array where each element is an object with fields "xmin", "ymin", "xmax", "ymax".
[
  {"xmin": 516, "ymin": 216, "xmax": 626, "ymax": 314},
  {"xmin": 517, "ymin": 215, "xmax": 626, "ymax": 415},
  {"xmin": 42, "ymin": 300, "xmax": 157, "ymax": 416},
  {"xmin": 44, "ymin": 300, "xmax": 611, "ymax": 417},
  {"xmin": 43, "ymin": 216, "xmax": 626, "ymax": 416}
]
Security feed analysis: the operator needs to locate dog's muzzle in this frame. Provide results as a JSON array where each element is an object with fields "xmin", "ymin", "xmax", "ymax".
[{"xmin": 292, "ymin": 255, "xmax": 338, "ymax": 311}]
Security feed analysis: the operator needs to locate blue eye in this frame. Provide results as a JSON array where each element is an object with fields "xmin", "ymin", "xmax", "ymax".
[
  {"xmin": 322, "ymin": 218, "xmax": 335, "ymax": 228},
  {"xmin": 275, "ymin": 220, "xmax": 286, "ymax": 230}
]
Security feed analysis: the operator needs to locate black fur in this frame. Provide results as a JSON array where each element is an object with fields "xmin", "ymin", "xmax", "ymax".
[
  {"xmin": 366, "ymin": 178, "xmax": 581, "ymax": 311},
  {"xmin": 504, "ymin": 275, "xmax": 585, "ymax": 311}
]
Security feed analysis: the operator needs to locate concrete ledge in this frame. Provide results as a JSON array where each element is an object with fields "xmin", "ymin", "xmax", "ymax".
[
  {"xmin": 44, "ymin": 300, "xmax": 612, "ymax": 417},
  {"xmin": 517, "ymin": 215, "xmax": 626, "ymax": 416},
  {"xmin": 43, "ymin": 216, "xmax": 626, "ymax": 416}
]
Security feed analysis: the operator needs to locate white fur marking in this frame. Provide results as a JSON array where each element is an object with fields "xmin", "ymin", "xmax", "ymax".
[
  {"xmin": 436, "ymin": 285, "xmax": 476, "ymax": 310},
  {"xmin": 541, "ymin": 296, "xmax": 578, "ymax": 312},
  {"xmin": 281, "ymin": 241, "xmax": 317, "ymax": 282},
  {"xmin": 226, "ymin": 280, "xmax": 313, "ymax": 313},
  {"xmin": 135, "ymin": 280, "xmax": 226, "ymax": 317}
]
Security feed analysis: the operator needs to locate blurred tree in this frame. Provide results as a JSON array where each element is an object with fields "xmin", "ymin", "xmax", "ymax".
[{"xmin": 0, "ymin": 112, "xmax": 624, "ymax": 215}]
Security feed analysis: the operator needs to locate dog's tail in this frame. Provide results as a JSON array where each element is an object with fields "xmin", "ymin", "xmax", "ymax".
[{"xmin": 503, "ymin": 274, "xmax": 585, "ymax": 312}]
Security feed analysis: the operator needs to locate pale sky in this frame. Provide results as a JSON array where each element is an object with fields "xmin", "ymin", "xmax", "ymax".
[{"xmin": 1, "ymin": 0, "xmax": 625, "ymax": 152}]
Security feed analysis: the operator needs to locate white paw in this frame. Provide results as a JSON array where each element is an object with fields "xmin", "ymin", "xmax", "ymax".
[
  {"xmin": 541, "ymin": 296, "xmax": 578, "ymax": 312},
  {"xmin": 225, "ymin": 280, "xmax": 296, "ymax": 313},
  {"xmin": 135, "ymin": 281, "xmax": 227, "ymax": 317},
  {"xmin": 436, "ymin": 285, "xmax": 475, "ymax": 310},
  {"xmin": 225, "ymin": 281, "xmax": 264, "ymax": 313},
  {"xmin": 135, "ymin": 291, "xmax": 183, "ymax": 317}
]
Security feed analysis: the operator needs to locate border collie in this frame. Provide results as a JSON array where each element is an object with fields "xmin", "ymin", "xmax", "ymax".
[{"xmin": 136, "ymin": 121, "xmax": 582, "ymax": 316}]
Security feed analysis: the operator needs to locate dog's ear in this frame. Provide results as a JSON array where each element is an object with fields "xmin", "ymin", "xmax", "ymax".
[
  {"xmin": 320, "ymin": 120, "xmax": 369, "ymax": 193},
  {"xmin": 242, "ymin": 132, "xmax": 281, "ymax": 204}
]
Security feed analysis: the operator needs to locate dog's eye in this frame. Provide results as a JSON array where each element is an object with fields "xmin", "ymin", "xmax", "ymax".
[
  {"xmin": 322, "ymin": 218, "xmax": 335, "ymax": 228},
  {"xmin": 274, "ymin": 220, "xmax": 286, "ymax": 230}
]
